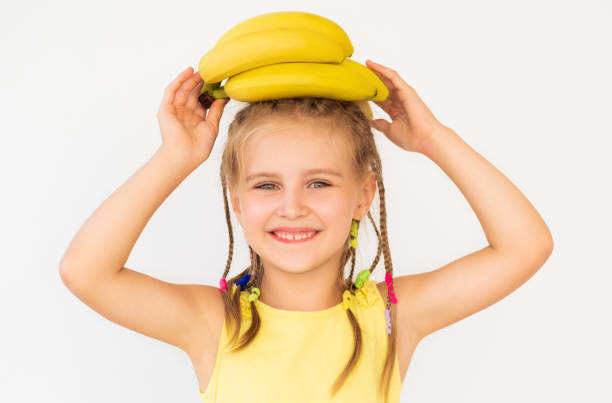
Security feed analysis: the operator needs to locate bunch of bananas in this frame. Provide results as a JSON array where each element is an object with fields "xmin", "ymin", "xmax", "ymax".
[{"xmin": 197, "ymin": 11, "xmax": 389, "ymax": 120}]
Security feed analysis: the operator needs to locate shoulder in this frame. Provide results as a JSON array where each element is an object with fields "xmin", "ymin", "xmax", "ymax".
[
  {"xmin": 376, "ymin": 275, "xmax": 423, "ymax": 341},
  {"xmin": 193, "ymin": 284, "xmax": 226, "ymax": 324},
  {"xmin": 188, "ymin": 284, "xmax": 226, "ymax": 357}
]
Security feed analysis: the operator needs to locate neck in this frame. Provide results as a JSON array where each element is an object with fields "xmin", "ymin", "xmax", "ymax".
[{"xmin": 257, "ymin": 249, "xmax": 346, "ymax": 311}]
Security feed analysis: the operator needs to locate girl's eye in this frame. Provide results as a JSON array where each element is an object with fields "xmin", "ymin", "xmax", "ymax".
[{"xmin": 255, "ymin": 181, "xmax": 330, "ymax": 190}]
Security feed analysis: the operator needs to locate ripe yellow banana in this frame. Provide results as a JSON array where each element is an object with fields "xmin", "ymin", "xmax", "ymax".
[
  {"xmin": 340, "ymin": 58, "xmax": 389, "ymax": 102},
  {"xmin": 199, "ymin": 28, "xmax": 346, "ymax": 84},
  {"xmin": 196, "ymin": 11, "xmax": 389, "ymax": 119},
  {"xmin": 213, "ymin": 11, "xmax": 353, "ymax": 58},
  {"xmin": 220, "ymin": 58, "xmax": 380, "ymax": 102}
]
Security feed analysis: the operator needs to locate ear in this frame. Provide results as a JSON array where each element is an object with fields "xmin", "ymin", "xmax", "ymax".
[
  {"xmin": 227, "ymin": 182, "xmax": 242, "ymax": 226},
  {"xmin": 355, "ymin": 170, "xmax": 377, "ymax": 220}
]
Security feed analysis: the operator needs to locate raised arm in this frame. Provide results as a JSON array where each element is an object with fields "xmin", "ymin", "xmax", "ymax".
[
  {"xmin": 395, "ymin": 126, "xmax": 553, "ymax": 340},
  {"xmin": 59, "ymin": 67, "xmax": 229, "ymax": 354},
  {"xmin": 365, "ymin": 59, "xmax": 553, "ymax": 341}
]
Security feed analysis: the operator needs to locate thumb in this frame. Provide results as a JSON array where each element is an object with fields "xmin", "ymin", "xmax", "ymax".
[{"xmin": 369, "ymin": 118, "xmax": 390, "ymax": 134}]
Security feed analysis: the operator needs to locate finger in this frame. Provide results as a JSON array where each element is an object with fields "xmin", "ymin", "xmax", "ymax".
[
  {"xmin": 175, "ymin": 71, "xmax": 203, "ymax": 106},
  {"xmin": 186, "ymin": 79, "xmax": 204, "ymax": 111},
  {"xmin": 193, "ymin": 100, "xmax": 206, "ymax": 120},
  {"xmin": 366, "ymin": 60, "xmax": 414, "ymax": 103},
  {"xmin": 366, "ymin": 64, "xmax": 403, "ymax": 109},
  {"xmin": 369, "ymin": 118, "xmax": 391, "ymax": 134},
  {"xmin": 372, "ymin": 97, "xmax": 393, "ymax": 112},
  {"xmin": 366, "ymin": 60, "xmax": 397, "ymax": 89},
  {"xmin": 205, "ymin": 98, "xmax": 229, "ymax": 133},
  {"xmin": 371, "ymin": 68, "xmax": 397, "ymax": 94},
  {"xmin": 366, "ymin": 60, "xmax": 410, "ymax": 89},
  {"xmin": 161, "ymin": 67, "xmax": 194, "ymax": 107}
]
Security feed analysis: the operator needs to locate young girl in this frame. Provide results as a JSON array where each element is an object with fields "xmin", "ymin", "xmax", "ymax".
[{"xmin": 59, "ymin": 60, "xmax": 553, "ymax": 403}]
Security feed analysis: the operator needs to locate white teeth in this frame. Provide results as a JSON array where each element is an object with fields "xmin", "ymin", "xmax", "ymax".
[{"xmin": 274, "ymin": 231, "xmax": 316, "ymax": 240}]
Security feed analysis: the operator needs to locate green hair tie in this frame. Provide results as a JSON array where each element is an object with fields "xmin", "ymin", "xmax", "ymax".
[
  {"xmin": 248, "ymin": 287, "xmax": 260, "ymax": 302},
  {"xmin": 354, "ymin": 269, "xmax": 371, "ymax": 289}
]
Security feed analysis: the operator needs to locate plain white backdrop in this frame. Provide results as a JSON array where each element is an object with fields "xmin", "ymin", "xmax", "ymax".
[{"xmin": 1, "ymin": 0, "xmax": 610, "ymax": 402}]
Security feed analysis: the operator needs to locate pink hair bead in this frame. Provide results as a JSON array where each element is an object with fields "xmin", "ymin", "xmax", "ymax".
[
  {"xmin": 385, "ymin": 272, "xmax": 395, "ymax": 294},
  {"xmin": 219, "ymin": 278, "xmax": 227, "ymax": 293},
  {"xmin": 390, "ymin": 292, "xmax": 397, "ymax": 304}
]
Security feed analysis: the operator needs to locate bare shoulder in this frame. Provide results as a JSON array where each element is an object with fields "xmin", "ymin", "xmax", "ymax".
[
  {"xmin": 187, "ymin": 284, "xmax": 226, "ymax": 358},
  {"xmin": 376, "ymin": 276, "xmax": 423, "ymax": 341}
]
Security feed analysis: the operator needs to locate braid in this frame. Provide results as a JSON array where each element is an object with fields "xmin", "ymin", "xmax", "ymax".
[
  {"xmin": 370, "ymin": 149, "xmax": 399, "ymax": 403},
  {"xmin": 220, "ymin": 174, "xmax": 234, "ymax": 279}
]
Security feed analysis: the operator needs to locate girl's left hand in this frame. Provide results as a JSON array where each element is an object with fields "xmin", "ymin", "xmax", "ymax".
[{"xmin": 365, "ymin": 59, "xmax": 447, "ymax": 154}]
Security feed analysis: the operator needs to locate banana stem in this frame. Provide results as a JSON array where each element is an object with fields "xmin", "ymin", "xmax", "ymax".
[
  {"xmin": 211, "ymin": 87, "xmax": 228, "ymax": 99},
  {"xmin": 198, "ymin": 84, "xmax": 229, "ymax": 109}
]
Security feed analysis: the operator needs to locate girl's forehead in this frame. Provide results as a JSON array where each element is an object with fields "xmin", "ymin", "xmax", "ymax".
[{"xmin": 243, "ymin": 121, "xmax": 351, "ymax": 166}]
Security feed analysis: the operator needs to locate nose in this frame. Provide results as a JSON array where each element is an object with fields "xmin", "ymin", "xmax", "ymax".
[{"xmin": 277, "ymin": 186, "xmax": 309, "ymax": 218}]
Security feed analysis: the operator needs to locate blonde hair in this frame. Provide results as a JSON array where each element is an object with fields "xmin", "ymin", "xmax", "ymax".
[{"xmin": 217, "ymin": 97, "xmax": 398, "ymax": 401}]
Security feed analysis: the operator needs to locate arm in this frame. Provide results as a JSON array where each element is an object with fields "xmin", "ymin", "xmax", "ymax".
[
  {"xmin": 59, "ymin": 146, "xmax": 213, "ymax": 353},
  {"xmin": 59, "ymin": 145, "xmax": 191, "ymax": 280},
  {"xmin": 401, "ymin": 126, "xmax": 553, "ymax": 338},
  {"xmin": 59, "ymin": 67, "xmax": 228, "ymax": 355},
  {"xmin": 421, "ymin": 126, "xmax": 553, "ymax": 255},
  {"xmin": 366, "ymin": 60, "xmax": 553, "ymax": 341}
]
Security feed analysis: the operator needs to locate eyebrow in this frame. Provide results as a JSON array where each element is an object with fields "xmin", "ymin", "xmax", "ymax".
[{"xmin": 245, "ymin": 168, "xmax": 344, "ymax": 182}]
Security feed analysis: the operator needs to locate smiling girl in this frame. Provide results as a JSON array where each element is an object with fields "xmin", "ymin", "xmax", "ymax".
[{"xmin": 59, "ymin": 60, "xmax": 553, "ymax": 403}]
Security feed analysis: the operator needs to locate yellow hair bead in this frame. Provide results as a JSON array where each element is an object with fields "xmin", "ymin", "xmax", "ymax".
[
  {"xmin": 342, "ymin": 289, "xmax": 354, "ymax": 312},
  {"xmin": 349, "ymin": 219, "xmax": 359, "ymax": 249},
  {"xmin": 248, "ymin": 287, "xmax": 260, "ymax": 302}
]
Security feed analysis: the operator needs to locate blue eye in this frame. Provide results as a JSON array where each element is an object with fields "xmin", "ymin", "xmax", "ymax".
[{"xmin": 255, "ymin": 181, "xmax": 330, "ymax": 190}]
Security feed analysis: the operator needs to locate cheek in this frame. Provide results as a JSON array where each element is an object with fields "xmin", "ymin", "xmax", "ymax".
[
  {"xmin": 317, "ymin": 199, "xmax": 355, "ymax": 240},
  {"xmin": 240, "ymin": 202, "xmax": 268, "ymax": 227}
]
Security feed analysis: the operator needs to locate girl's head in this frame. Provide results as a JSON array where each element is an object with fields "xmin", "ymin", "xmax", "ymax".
[
  {"xmin": 218, "ymin": 97, "xmax": 397, "ymax": 401},
  {"xmin": 226, "ymin": 111, "xmax": 376, "ymax": 278}
]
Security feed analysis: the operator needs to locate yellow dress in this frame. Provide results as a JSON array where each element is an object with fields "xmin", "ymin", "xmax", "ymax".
[{"xmin": 198, "ymin": 280, "xmax": 402, "ymax": 402}]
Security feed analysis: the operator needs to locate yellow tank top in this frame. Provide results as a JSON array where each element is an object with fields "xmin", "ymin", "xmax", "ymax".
[{"xmin": 198, "ymin": 279, "xmax": 402, "ymax": 402}]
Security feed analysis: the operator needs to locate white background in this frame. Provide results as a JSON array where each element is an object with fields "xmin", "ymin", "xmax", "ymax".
[{"xmin": 2, "ymin": 0, "xmax": 611, "ymax": 402}]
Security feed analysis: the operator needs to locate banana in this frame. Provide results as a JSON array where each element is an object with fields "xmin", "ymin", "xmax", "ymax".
[
  {"xmin": 341, "ymin": 58, "xmax": 389, "ymax": 102},
  {"xmin": 197, "ymin": 11, "xmax": 389, "ymax": 117},
  {"xmin": 220, "ymin": 58, "xmax": 379, "ymax": 102},
  {"xmin": 198, "ymin": 28, "xmax": 346, "ymax": 84},
  {"xmin": 213, "ymin": 11, "xmax": 353, "ymax": 58}
]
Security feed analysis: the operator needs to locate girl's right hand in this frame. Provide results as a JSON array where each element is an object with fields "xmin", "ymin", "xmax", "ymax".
[{"xmin": 157, "ymin": 67, "xmax": 229, "ymax": 171}]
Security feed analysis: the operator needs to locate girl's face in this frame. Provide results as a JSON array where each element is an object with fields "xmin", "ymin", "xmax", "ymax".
[{"xmin": 229, "ymin": 119, "xmax": 376, "ymax": 276}]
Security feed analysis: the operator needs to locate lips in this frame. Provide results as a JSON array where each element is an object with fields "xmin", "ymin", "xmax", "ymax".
[
  {"xmin": 269, "ymin": 229, "xmax": 321, "ymax": 243},
  {"xmin": 269, "ymin": 227, "xmax": 320, "ymax": 233}
]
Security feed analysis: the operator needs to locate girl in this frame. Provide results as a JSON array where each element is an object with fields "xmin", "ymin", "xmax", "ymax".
[{"xmin": 59, "ymin": 60, "xmax": 553, "ymax": 403}]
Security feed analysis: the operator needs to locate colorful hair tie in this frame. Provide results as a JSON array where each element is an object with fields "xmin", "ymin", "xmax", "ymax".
[
  {"xmin": 354, "ymin": 269, "xmax": 371, "ymax": 289},
  {"xmin": 385, "ymin": 272, "xmax": 398, "ymax": 304},
  {"xmin": 341, "ymin": 290, "xmax": 354, "ymax": 312},
  {"xmin": 248, "ymin": 287, "xmax": 261, "ymax": 302},
  {"xmin": 219, "ymin": 277, "xmax": 227, "ymax": 293},
  {"xmin": 385, "ymin": 308, "xmax": 392, "ymax": 334},
  {"xmin": 349, "ymin": 219, "xmax": 359, "ymax": 249},
  {"xmin": 236, "ymin": 273, "xmax": 251, "ymax": 290}
]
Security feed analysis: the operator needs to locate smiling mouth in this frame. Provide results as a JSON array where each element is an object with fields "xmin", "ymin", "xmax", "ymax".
[{"xmin": 269, "ymin": 230, "xmax": 321, "ymax": 243}]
